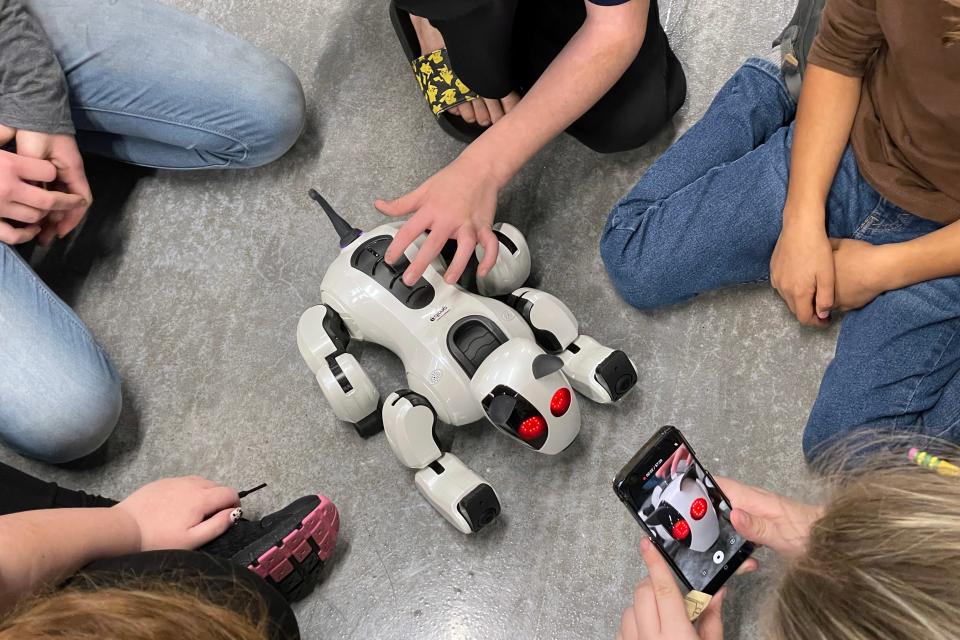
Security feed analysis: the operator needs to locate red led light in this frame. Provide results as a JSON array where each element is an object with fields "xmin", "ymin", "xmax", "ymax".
[
  {"xmin": 671, "ymin": 519, "xmax": 690, "ymax": 541},
  {"xmin": 550, "ymin": 388, "xmax": 571, "ymax": 416},
  {"xmin": 690, "ymin": 498, "xmax": 708, "ymax": 521},
  {"xmin": 517, "ymin": 416, "xmax": 546, "ymax": 441}
]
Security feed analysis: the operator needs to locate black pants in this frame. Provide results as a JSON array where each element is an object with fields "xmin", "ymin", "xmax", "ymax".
[
  {"xmin": 0, "ymin": 462, "xmax": 299, "ymax": 640},
  {"xmin": 396, "ymin": 0, "xmax": 686, "ymax": 152}
]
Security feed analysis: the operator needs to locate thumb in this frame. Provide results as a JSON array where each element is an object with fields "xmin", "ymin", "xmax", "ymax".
[
  {"xmin": 730, "ymin": 508, "xmax": 769, "ymax": 546},
  {"xmin": 375, "ymin": 188, "xmax": 422, "ymax": 218},
  {"xmin": 696, "ymin": 588, "xmax": 726, "ymax": 640},
  {"xmin": 188, "ymin": 506, "xmax": 239, "ymax": 548}
]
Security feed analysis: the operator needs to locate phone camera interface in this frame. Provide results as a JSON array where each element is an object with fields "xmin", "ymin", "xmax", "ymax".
[{"xmin": 624, "ymin": 442, "xmax": 745, "ymax": 592}]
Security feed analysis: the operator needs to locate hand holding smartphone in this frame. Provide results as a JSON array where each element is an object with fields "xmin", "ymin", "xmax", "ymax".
[{"xmin": 613, "ymin": 426, "xmax": 755, "ymax": 595}]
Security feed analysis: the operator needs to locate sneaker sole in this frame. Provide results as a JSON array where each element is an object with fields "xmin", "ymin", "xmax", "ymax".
[{"xmin": 247, "ymin": 494, "xmax": 340, "ymax": 602}]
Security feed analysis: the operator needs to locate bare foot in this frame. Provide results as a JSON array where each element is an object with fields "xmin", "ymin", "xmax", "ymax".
[{"xmin": 409, "ymin": 13, "xmax": 520, "ymax": 127}]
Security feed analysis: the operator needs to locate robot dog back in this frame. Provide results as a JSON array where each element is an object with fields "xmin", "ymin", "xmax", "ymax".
[{"xmin": 318, "ymin": 223, "xmax": 534, "ymax": 426}]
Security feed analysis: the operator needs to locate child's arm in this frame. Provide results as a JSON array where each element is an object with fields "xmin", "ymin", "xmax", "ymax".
[
  {"xmin": 770, "ymin": 0, "xmax": 884, "ymax": 326},
  {"xmin": 0, "ymin": 476, "xmax": 239, "ymax": 612},
  {"xmin": 770, "ymin": 65, "xmax": 861, "ymax": 326},
  {"xmin": 829, "ymin": 220, "xmax": 960, "ymax": 311},
  {"xmin": 379, "ymin": 0, "xmax": 649, "ymax": 285}
]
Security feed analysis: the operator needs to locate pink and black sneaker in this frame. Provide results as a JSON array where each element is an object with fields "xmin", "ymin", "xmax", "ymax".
[{"xmin": 202, "ymin": 493, "xmax": 340, "ymax": 602}]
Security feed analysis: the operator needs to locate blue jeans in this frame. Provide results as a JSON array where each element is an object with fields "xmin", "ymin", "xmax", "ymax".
[
  {"xmin": 600, "ymin": 59, "xmax": 960, "ymax": 461},
  {"xmin": 1, "ymin": 0, "xmax": 305, "ymax": 462}
]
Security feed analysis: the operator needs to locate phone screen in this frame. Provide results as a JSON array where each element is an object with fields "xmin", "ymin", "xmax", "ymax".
[{"xmin": 614, "ymin": 427, "xmax": 754, "ymax": 594}]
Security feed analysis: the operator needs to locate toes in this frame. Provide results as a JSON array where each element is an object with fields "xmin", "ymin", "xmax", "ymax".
[
  {"xmin": 472, "ymin": 99, "xmax": 491, "ymax": 126},
  {"xmin": 484, "ymin": 98, "xmax": 505, "ymax": 124},
  {"xmin": 458, "ymin": 101, "xmax": 477, "ymax": 123},
  {"xmin": 502, "ymin": 91, "xmax": 521, "ymax": 113}
]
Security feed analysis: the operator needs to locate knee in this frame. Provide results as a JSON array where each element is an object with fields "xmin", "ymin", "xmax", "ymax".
[
  {"xmin": 599, "ymin": 201, "xmax": 677, "ymax": 311},
  {"xmin": 576, "ymin": 115, "xmax": 665, "ymax": 154},
  {"xmin": 2, "ymin": 375, "xmax": 121, "ymax": 464},
  {"xmin": 233, "ymin": 59, "xmax": 307, "ymax": 168}
]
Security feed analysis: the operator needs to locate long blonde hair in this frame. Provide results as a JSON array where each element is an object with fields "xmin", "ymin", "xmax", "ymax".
[
  {"xmin": 0, "ymin": 576, "xmax": 271, "ymax": 640},
  {"xmin": 771, "ymin": 439, "xmax": 960, "ymax": 640}
]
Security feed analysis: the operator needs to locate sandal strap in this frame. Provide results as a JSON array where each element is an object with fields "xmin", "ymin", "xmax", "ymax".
[{"xmin": 411, "ymin": 48, "xmax": 478, "ymax": 116}]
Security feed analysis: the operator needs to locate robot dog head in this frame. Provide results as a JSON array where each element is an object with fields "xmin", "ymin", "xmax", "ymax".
[
  {"xmin": 469, "ymin": 337, "xmax": 581, "ymax": 455},
  {"xmin": 645, "ymin": 463, "xmax": 720, "ymax": 553}
]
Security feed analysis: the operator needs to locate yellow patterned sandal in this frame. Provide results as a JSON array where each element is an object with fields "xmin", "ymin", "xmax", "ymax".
[{"xmin": 390, "ymin": 2, "xmax": 486, "ymax": 143}]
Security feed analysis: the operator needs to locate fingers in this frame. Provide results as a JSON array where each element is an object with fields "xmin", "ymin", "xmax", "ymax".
[
  {"xmin": 630, "ymin": 581, "xmax": 660, "ymax": 637},
  {"xmin": 55, "ymin": 207, "xmax": 87, "ymax": 239},
  {"xmin": 471, "ymin": 98, "xmax": 492, "ymax": 126},
  {"xmin": 385, "ymin": 215, "xmax": 430, "ymax": 265},
  {"xmin": 620, "ymin": 604, "xmax": 641, "ymax": 640},
  {"xmin": 829, "ymin": 237, "xmax": 842, "ymax": 250},
  {"xmin": 0, "ymin": 125, "xmax": 15, "ymax": 146},
  {"xmin": 476, "ymin": 226, "xmax": 499, "ymax": 277},
  {"xmin": 3, "ymin": 201, "xmax": 45, "ymax": 225},
  {"xmin": 639, "ymin": 537, "xmax": 687, "ymax": 624},
  {"xmin": 696, "ymin": 587, "xmax": 726, "ymax": 640},
  {"xmin": 0, "ymin": 220, "xmax": 40, "ymax": 244},
  {"xmin": 735, "ymin": 558, "xmax": 759, "ymax": 576},
  {"xmin": 375, "ymin": 186, "xmax": 424, "ymax": 218},
  {"xmin": 201, "ymin": 485, "xmax": 241, "ymax": 516},
  {"xmin": 403, "ymin": 227, "xmax": 448, "ymax": 286},
  {"xmin": 444, "ymin": 230, "xmax": 476, "ymax": 284},
  {"xmin": 13, "ymin": 182, "xmax": 85, "ymax": 211},
  {"xmin": 730, "ymin": 508, "xmax": 768, "ymax": 546},
  {"xmin": 484, "ymin": 98, "xmax": 505, "ymax": 124},
  {"xmin": 814, "ymin": 269, "xmax": 835, "ymax": 320},
  {"xmin": 9, "ymin": 153, "xmax": 57, "ymax": 183},
  {"xmin": 188, "ymin": 506, "xmax": 237, "ymax": 548},
  {"xmin": 37, "ymin": 213, "xmax": 63, "ymax": 246}
]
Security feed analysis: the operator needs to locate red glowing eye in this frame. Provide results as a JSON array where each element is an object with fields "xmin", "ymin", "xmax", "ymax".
[
  {"xmin": 690, "ymin": 498, "xmax": 708, "ymax": 521},
  {"xmin": 671, "ymin": 519, "xmax": 690, "ymax": 540},
  {"xmin": 517, "ymin": 416, "xmax": 546, "ymax": 442},
  {"xmin": 550, "ymin": 388, "xmax": 571, "ymax": 416}
]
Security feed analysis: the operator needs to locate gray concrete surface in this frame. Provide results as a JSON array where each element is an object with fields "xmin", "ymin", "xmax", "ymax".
[{"xmin": 0, "ymin": 1, "xmax": 842, "ymax": 638}]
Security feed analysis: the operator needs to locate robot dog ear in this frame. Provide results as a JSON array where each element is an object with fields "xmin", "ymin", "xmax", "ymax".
[
  {"xmin": 532, "ymin": 354, "xmax": 564, "ymax": 379},
  {"xmin": 645, "ymin": 505, "xmax": 673, "ymax": 528},
  {"xmin": 487, "ymin": 394, "xmax": 517, "ymax": 426}
]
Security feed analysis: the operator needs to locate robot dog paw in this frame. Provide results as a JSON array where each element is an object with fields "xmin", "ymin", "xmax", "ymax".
[{"xmin": 595, "ymin": 350, "xmax": 638, "ymax": 402}]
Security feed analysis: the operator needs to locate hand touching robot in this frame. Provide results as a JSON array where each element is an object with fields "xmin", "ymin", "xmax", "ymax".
[{"xmin": 297, "ymin": 191, "xmax": 638, "ymax": 533}]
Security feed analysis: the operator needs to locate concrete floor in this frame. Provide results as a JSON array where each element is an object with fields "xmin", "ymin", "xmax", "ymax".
[{"xmin": 0, "ymin": 0, "xmax": 842, "ymax": 638}]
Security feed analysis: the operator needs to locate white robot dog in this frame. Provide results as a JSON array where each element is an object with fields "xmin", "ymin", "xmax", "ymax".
[{"xmin": 297, "ymin": 191, "xmax": 638, "ymax": 534}]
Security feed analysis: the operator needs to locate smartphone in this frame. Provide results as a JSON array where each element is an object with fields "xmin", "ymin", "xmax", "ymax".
[{"xmin": 612, "ymin": 426, "xmax": 755, "ymax": 594}]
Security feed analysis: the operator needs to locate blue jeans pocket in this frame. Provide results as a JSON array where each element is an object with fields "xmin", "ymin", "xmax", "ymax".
[{"xmin": 853, "ymin": 199, "xmax": 943, "ymax": 244}]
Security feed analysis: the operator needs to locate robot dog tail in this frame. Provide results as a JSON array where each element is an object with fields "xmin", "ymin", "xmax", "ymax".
[{"xmin": 308, "ymin": 189, "xmax": 362, "ymax": 248}]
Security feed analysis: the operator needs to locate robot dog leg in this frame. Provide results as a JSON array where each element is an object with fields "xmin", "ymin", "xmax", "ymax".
[
  {"xmin": 382, "ymin": 390, "xmax": 501, "ymax": 534},
  {"xmin": 504, "ymin": 288, "xmax": 639, "ymax": 403},
  {"xmin": 297, "ymin": 304, "xmax": 382, "ymax": 437}
]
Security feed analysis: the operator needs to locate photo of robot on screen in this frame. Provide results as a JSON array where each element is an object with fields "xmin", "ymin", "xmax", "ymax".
[{"xmin": 634, "ymin": 445, "xmax": 744, "ymax": 592}]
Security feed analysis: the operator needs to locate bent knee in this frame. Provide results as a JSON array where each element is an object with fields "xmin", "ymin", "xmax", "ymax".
[
  {"xmin": 236, "ymin": 61, "xmax": 306, "ymax": 168},
  {"xmin": 600, "ymin": 204, "xmax": 681, "ymax": 311},
  {"xmin": 1, "ymin": 375, "xmax": 121, "ymax": 463}
]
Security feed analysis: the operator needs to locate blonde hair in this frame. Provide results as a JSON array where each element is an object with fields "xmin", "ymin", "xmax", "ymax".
[
  {"xmin": 771, "ymin": 438, "xmax": 960, "ymax": 640},
  {"xmin": 0, "ymin": 576, "xmax": 271, "ymax": 640}
]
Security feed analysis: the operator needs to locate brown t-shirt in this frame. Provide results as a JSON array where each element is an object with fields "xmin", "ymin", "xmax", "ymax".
[{"xmin": 808, "ymin": 0, "xmax": 960, "ymax": 223}]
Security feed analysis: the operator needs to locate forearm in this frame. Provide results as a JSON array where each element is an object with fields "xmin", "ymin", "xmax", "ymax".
[
  {"xmin": 0, "ymin": 507, "xmax": 140, "ymax": 611},
  {"xmin": 879, "ymin": 220, "xmax": 960, "ymax": 290},
  {"xmin": 461, "ymin": 1, "xmax": 647, "ymax": 186},
  {"xmin": 784, "ymin": 64, "xmax": 861, "ymax": 225},
  {"xmin": 0, "ymin": 0, "xmax": 74, "ymax": 133}
]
